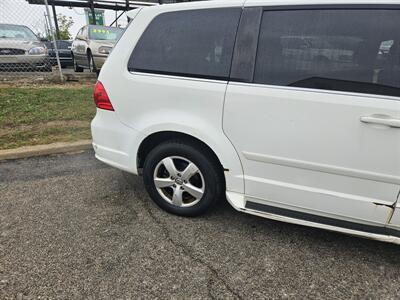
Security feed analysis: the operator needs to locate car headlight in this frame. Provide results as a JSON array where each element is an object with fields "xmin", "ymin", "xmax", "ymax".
[
  {"xmin": 98, "ymin": 46, "xmax": 112, "ymax": 55},
  {"xmin": 28, "ymin": 47, "xmax": 46, "ymax": 55}
]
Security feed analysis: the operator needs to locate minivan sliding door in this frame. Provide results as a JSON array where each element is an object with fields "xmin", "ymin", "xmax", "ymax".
[{"xmin": 224, "ymin": 6, "xmax": 400, "ymax": 231}]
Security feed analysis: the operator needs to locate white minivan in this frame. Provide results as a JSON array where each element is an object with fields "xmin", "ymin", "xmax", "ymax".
[{"xmin": 91, "ymin": 0, "xmax": 400, "ymax": 244}]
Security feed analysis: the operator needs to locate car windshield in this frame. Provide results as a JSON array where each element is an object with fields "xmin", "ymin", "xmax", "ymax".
[
  {"xmin": 88, "ymin": 26, "xmax": 123, "ymax": 41},
  {"xmin": 0, "ymin": 24, "xmax": 38, "ymax": 41}
]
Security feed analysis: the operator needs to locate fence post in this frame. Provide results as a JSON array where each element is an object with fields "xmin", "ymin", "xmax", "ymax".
[{"xmin": 43, "ymin": 0, "xmax": 64, "ymax": 82}]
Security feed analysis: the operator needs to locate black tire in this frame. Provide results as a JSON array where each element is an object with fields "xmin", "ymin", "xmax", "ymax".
[
  {"xmin": 88, "ymin": 52, "xmax": 97, "ymax": 73},
  {"xmin": 143, "ymin": 141, "xmax": 224, "ymax": 217},
  {"xmin": 73, "ymin": 55, "xmax": 83, "ymax": 72}
]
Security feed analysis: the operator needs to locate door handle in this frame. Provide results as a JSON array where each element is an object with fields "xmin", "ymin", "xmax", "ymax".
[{"xmin": 360, "ymin": 114, "xmax": 400, "ymax": 128}]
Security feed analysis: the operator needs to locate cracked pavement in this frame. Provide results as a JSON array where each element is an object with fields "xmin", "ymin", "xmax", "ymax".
[{"xmin": 1, "ymin": 151, "xmax": 400, "ymax": 299}]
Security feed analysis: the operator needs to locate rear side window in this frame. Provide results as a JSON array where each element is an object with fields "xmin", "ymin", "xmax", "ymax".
[
  {"xmin": 129, "ymin": 8, "xmax": 242, "ymax": 80},
  {"xmin": 254, "ymin": 9, "xmax": 400, "ymax": 97}
]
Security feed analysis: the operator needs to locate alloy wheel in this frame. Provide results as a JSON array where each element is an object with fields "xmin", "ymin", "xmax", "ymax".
[{"xmin": 153, "ymin": 156, "xmax": 205, "ymax": 207}]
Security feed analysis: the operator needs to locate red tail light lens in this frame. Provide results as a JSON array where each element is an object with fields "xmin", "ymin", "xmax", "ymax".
[{"xmin": 93, "ymin": 81, "xmax": 114, "ymax": 111}]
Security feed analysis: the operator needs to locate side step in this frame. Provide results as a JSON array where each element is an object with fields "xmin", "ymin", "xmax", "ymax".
[{"xmin": 245, "ymin": 201, "xmax": 400, "ymax": 239}]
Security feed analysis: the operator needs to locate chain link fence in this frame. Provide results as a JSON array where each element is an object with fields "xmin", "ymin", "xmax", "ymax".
[
  {"xmin": 0, "ymin": 0, "xmax": 65, "ymax": 81},
  {"xmin": 0, "ymin": 0, "xmax": 201, "ymax": 82}
]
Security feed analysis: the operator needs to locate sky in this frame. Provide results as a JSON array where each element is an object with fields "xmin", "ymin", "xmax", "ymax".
[{"xmin": 0, "ymin": 0, "xmax": 129, "ymax": 38}]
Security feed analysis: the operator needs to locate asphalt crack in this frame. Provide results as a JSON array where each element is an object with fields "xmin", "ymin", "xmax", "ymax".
[{"xmin": 140, "ymin": 197, "xmax": 243, "ymax": 300}]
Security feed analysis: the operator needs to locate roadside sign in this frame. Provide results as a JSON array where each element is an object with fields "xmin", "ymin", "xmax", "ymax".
[{"xmin": 84, "ymin": 9, "xmax": 105, "ymax": 26}]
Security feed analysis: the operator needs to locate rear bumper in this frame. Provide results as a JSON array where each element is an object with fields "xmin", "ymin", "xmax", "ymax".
[
  {"xmin": 91, "ymin": 109, "xmax": 141, "ymax": 174},
  {"xmin": 92, "ymin": 54, "xmax": 107, "ymax": 69},
  {"xmin": 0, "ymin": 55, "xmax": 49, "ymax": 64},
  {"xmin": 49, "ymin": 57, "xmax": 73, "ymax": 66}
]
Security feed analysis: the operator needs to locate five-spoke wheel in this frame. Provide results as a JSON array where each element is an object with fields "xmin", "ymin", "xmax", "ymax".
[
  {"xmin": 143, "ymin": 141, "xmax": 224, "ymax": 217},
  {"xmin": 154, "ymin": 156, "xmax": 205, "ymax": 207}
]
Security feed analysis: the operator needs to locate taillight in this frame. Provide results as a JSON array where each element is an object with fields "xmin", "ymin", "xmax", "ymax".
[{"xmin": 93, "ymin": 81, "xmax": 114, "ymax": 111}]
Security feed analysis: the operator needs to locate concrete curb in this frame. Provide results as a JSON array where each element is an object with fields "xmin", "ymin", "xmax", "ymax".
[{"xmin": 0, "ymin": 140, "xmax": 92, "ymax": 161}]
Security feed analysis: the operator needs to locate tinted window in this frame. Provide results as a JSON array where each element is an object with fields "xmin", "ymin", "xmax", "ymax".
[
  {"xmin": 81, "ymin": 27, "xmax": 88, "ymax": 38},
  {"xmin": 129, "ymin": 8, "xmax": 241, "ymax": 80},
  {"xmin": 76, "ymin": 28, "xmax": 83, "ymax": 38},
  {"xmin": 254, "ymin": 9, "xmax": 400, "ymax": 97}
]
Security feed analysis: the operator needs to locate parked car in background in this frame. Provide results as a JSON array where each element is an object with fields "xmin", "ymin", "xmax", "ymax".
[
  {"xmin": 71, "ymin": 25, "xmax": 124, "ymax": 73},
  {"xmin": 0, "ymin": 23, "xmax": 51, "ymax": 72},
  {"xmin": 45, "ymin": 40, "xmax": 72, "ymax": 68},
  {"xmin": 92, "ymin": 0, "xmax": 400, "ymax": 244}
]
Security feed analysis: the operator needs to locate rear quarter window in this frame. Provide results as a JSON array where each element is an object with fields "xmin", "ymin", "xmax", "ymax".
[{"xmin": 128, "ymin": 8, "xmax": 242, "ymax": 80}]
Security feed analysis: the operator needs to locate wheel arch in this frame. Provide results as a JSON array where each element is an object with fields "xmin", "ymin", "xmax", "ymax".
[
  {"xmin": 135, "ymin": 129, "xmax": 245, "ymax": 195},
  {"xmin": 137, "ymin": 131, "xmax": 224, "ymax": 172},
  {"xmin": 129, "ymin": 119, "xmax": 245, "ymax": 193}
]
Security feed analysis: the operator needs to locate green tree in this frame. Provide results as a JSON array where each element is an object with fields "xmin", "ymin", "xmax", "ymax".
[{"xmin": 57, "ymin": 14, "xmax": 74, "ymax": 40}]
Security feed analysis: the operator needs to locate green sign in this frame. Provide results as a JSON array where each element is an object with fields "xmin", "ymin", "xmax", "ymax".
[{"xmin": 85, "ymin": 9, "xmax": 105, "ymax": 26}]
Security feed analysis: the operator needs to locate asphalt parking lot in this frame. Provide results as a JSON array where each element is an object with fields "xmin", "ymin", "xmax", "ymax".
[{"xmin": 1, "ymin": 151, "xmax": 400, "ymax": 299}]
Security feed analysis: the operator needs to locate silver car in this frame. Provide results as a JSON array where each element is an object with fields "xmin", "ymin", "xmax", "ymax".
[
  {"xmin": 0, "ymin": 24, "xmax": 51, "ymax": 72},
  {"xmin": 71, "ymin": 25, "xmax": 124, "ymax": 73}
]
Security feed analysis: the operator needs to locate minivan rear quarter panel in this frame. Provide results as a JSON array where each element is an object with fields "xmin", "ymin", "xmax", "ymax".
[{"xmin": 96, "ymin": 2, "xmax": 247, "ymax": 194}]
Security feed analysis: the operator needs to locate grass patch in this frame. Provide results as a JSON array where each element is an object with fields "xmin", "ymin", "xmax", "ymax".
[
  {"xmin": 1, "ymin": 127, "xmax": 91, "ymax": 149},
  {"xmin": 0, "ymin": 84, "xmax": 96, "ymax": 150}
]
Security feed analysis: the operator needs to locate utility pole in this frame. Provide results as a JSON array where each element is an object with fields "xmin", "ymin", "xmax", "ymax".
[
  {"xmin": 89, "ymin": 0, "xmax": 96, "ymax": 25},
  {"xmin": 51, "ymin": 3, "xmax": 60, "ymax": 39},
  {"xmin": 44, "ymin": 12, "xmax": 50, "ymax": 39},
  {"xmin": 126, "ymin": 0, "xmax": 130, "ymax": 23},
  {"xmin": 44, "ymin": 0, "xmax": 63, "ymax": 82}
]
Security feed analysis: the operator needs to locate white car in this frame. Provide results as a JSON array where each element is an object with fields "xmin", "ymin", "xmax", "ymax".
[
  {"xmin": 71, "ymin": 25, "xmax": 124, "ymax": 72},
  {"xmin": 91, "ymin": 0, "xmax": 400, "ymax": 244}
]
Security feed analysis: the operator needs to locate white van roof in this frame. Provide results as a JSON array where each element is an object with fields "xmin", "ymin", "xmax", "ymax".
[
  {"xmin": 246, "ymin": 0, "xmax": 400, "ymax": 5},
  {"xmin": 126, "ymin": 0, "xmax": 400, "ymax": 19}
]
